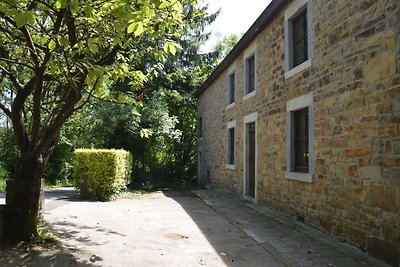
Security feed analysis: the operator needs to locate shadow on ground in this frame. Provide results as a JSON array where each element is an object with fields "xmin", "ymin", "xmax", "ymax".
[
  {"xmin": 161, "ymin": 190, "xmax": 282, "ymax": 266},
  {"xmin": 0, "ymin": 243, "xmax": 98, "ymax": 267}
]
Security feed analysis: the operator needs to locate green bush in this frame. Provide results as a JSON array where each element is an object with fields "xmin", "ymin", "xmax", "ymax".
[{"xmin": 73, "ymin": 149, "xmax": 132, "ymax": 201}]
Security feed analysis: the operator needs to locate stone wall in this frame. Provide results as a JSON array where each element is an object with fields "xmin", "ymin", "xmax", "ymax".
[{"xmin": 197, "ymin": 0, "xmax": 400, "ymax": 265}]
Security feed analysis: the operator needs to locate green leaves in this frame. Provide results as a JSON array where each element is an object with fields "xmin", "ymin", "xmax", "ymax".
[
  {"xmin": 163, "ymin": 41, "xmax": 181, "ymax": 56},
  {"xmin": 127, "ymin": 22, "xmax": 144, "ymax": 36},
  {"xmin": 48, "ymin": 39, "xmax": 57, "ymax": 50},
  {"xmin": 55, "ymin": 0, "xmax": 68, "ymax": 9},
  {"xmin": 140, "ymin": 129, "xmax": 152, "ymax": 139},
  {"xmin": 13, "ymin": 12, "xmax": 35, "ymax": 28}
]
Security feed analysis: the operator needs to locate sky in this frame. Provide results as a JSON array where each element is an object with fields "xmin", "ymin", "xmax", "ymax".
[{"xmin": 200, "ymin": 0, "xmax": 273, "ymax": 52}]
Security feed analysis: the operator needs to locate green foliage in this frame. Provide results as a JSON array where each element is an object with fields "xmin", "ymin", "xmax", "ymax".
[
  {"xmin": 73, "ymin": 149, "xmax": 132, "ymax": 201},
  {"xmin": 0, "ymin": 127, "xmax": 19, "ymax": 179},
  {"xmin": 0, "ymin": 0, "xmax": 199, "ymax": 173},
  {"xmin": 0, "ymin": 178, "xmax": 6, "ymax": 192},
  {"xmin": 212, "ymin": 33, "xmax": 241, "ymax": 64},
  {"xmin": 43, "ymin": 136, "xmax": 74, "ymax": 185}
]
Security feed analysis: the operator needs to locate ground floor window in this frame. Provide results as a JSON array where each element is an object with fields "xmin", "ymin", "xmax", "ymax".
[
  {"xmin": 226, "ymin": 120, "xmax": 236, "ymax": 169},
  {"xmin": 285, "ymin": 92, "xmax": 314, "ymax": 183}
]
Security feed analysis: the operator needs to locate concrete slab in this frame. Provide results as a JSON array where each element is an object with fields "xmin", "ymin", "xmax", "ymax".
[
  {"xmin": 192, "ymin": 189, "xmax": 390, "ymax": 267},
  {"xmin": 44, "ymin": 190, "xmax": 283, "ymax": 266}
]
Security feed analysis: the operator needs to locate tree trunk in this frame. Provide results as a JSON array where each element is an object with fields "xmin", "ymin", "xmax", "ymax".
[{"xmin": 4, "ymin": 152, "xmax": 45, "ymax": 243}]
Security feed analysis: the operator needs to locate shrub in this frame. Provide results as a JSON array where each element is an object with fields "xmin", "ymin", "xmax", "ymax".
[{"xmin": 73, "ymin": 149, "xmax": 132, "ymax": 201}]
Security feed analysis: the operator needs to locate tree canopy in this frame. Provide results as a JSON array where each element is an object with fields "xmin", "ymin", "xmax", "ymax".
[{"xmin": 0, "ymin": 0, "xmax": 202, "ymax": 242}]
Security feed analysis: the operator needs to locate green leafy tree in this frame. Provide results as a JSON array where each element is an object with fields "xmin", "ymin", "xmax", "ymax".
[
  {"xmin": 212, "ymin": 33, "xmax": 241, "ymax": 63},
  {"xmin": 0, "ymin": 0, "xmax": 198, "ymax": 242}
]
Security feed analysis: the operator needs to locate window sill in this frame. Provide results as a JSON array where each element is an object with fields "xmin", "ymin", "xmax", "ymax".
[
  {"xmin": 285, "ymin": 171, "xmax": 313, "ymax": 183},
  {"xmin": 226, "ymin": 102, "xmax": 235, "ymax": 110},
  {"xmin": 285, "ymin": 58, "xmax": 312, "ymax": 79},
  {"xmin": 226, "ymin": 164, "xmax": 235, "ymax": 170},
  {"xmin": 243, "ymin": 90, "xmax": 256, "ymax": 101}
]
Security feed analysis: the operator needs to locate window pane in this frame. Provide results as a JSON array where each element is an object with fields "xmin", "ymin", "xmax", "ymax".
[
  {"xmin": 229, "ymin": 73, "xmax": 235, "ymax": 104},
  {"xmin": 292, "ymin": 9, "xmax": 308, "ymax": 67},
  {"xmin": 247, "ymin": 55, "xmax": 255, "ymax": 93},
  {"xmin": 294, "ymin": 108, "xmax": 309, "ymax": 172},
  {"xmin": 228, "ymin": 128, "xmax": 235, "ymax": 164}
]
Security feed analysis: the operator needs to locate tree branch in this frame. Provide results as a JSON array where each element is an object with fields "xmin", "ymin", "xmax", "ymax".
[
  {"xmin": 0, "ymin": 65, "xmax": 23, "ymax": 91},
  {"xmin": 0, "ymin": 102, "xmax": 12, "ymax": 118},
  {"xmin": 73, "ymin": 76, "xmax": 100, "ymax": 112},
  {"xmin": 19, "ymin": 26, "xmax": 40, "ymax": 67}
]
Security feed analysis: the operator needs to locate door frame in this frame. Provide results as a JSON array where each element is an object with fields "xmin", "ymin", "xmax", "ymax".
[
  {"xmin": 243, "ymin": 112, "xmax": 258, "ymax": 202},
  {"xmin": 197, "ymin": 149, "xmax": 202, "ymax": 186}
]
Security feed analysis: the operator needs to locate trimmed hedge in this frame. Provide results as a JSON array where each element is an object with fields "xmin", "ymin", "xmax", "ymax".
[{"xmin": 73, "ymin": 149, "xmax": 132, "ymax": 200}]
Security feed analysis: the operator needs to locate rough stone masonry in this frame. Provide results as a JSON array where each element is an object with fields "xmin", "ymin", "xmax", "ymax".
[{"xmin": 196, "ymin": 0, "xmax": 400, "ymax": 265}]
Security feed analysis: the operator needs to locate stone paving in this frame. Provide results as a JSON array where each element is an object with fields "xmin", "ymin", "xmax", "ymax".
[{"xmin": 192, "ymin": 190, "xmax": 390, "ymax": 267}]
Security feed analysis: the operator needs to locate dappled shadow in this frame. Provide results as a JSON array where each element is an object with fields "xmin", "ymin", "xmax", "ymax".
[
  {"xmin": 52, "ymin": 220, "xmax": 126, "ymax": 238},
  {"xmin": 46, "ymin": 220, "xmax": 126, "ymax": 248},
  {"xmin": 0, "ymin": 243, "xmax": 99, "ymax": 267}
]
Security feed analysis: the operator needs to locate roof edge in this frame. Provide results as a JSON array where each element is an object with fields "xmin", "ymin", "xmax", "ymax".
[{"xmin": 194, "ymin": 0, "xmax": 291, "ymax": 98}]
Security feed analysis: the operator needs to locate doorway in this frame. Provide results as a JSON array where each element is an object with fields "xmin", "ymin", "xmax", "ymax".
[{"xmin": 244, "ymin": 112, "xmax": 257, "ymax": 200}]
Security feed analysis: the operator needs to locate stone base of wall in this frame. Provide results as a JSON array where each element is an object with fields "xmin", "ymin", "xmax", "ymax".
[{"xmin": 367, "ymin": 237, "xmax": 400, "ymax": 266}]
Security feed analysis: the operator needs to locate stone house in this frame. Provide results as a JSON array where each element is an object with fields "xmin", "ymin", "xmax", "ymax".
[{"xmin": 195, "ymin": 0, "xmax": 400, "ymax": 265}]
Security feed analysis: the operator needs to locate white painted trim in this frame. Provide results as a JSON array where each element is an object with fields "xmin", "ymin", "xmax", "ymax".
[
  {"xmin": 286, "ymin": 93, "xmax": 314, "ymax": 183},
  {"xmin": 227, "ymin": 69, "xmax": 236, "ymax": 106},
  {"xmin": 226, "ymin": 164, "xmax": 235, "ymax": 170},
  {"xmin": 284, "ymin": 58, "xmax": 312, "ymax": 79},
  {"xmin": 284, "ymin": 0, "xmax": 313, "ymax": 75},
  {"xmin": 227, "ymin": 120, "xmax": 236, "ymax": 129},
  {"xmin": 243, "ymin": 112, "xmax": 258, "ymax": 202},
  {"xmin": 226, "ymin": 121, "xmax": 236, "ymax": 167},
  {"xmin": 227, "ymin": 62, "xmax": 236, "ymax": 74},
  {"xmin": 285, "ymin": 0, "xmax": 307, "ymax": 19},
  {"xmin": 243, "ymin": 90, "xmax": 256, "ymax": 101},
  {"xmin": 287, "ymin": 91, "xmax": 313, "ymax": 111},
  {"xmin": 226, "ymin": 102, "xmax": 235, "ymax": 110},
  {"xmin": 243, "ymin": 41, "xmax": 257, "ymax": 60},
  {"xmin": 285, "ymin": 172, "xmax": 313, "ymax": 183},
  {"xmin": 243, "ymin": 45, "xmax": 257, "ymax": 96},
  {"xmin": 244, "ymin": 112, "xmax": 258, "ymax": 123}
]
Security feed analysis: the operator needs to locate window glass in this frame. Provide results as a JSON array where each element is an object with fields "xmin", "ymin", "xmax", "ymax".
[
  {"xmin": 294, "ymin": 108, "xmax": 309, "ymax": 172},
  {"xmin": 228, "ymin": 72, "xmax": 235, "ymax": 104},
  {"xmin": 247, "ymin": 55, "xmax": 255, "ymax": 93},
  {"xmin": 228, "ymin": 127, "xmax": 235, "ymax": 165},
  {"xmin": 292, "ymin": 9, "xmax": 308, "ymax": 67}
]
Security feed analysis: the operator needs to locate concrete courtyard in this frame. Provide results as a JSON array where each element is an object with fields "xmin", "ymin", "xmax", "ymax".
[{"xmin": 0, "ymin": 188, "xmax": 390, "ymax": 266}]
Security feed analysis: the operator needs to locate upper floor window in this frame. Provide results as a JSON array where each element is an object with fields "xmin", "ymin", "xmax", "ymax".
[
  {"xmin": 292, "ymin": 9, "xmax": 308, "ymax": 67},
  {"xmin": 284, "ymin": 0, "xmax": 313, "ymax": 79},
  {"xmin": 227, "ymin": 72, "xmax": 236, "ymax": 105},
  {"xmin": 245, "ymin": 54, "xmax": 256, "ymax": 95}
]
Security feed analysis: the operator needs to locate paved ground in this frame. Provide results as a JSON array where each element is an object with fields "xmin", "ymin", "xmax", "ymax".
[
  {"xmin": 0, "ymin": 188, "xmax": 390, "ymax": 266},
  {"xmin": 192, "ymin": 190, "xmax": 389, "ymax": 267},
  {"xmin": 43, "ymin": 189, "xmax": 283, "ymax": 266}
]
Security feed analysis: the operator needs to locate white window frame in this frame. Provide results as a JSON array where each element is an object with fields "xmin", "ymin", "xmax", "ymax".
[
  {"xmin": 226, "ymin": 64, "xmax": 236, "ymax": 109},
  {"xmin": 284, "ymin": 0, "xmax": 313, "ymax": 79},
  {"xmin": 243, "ymin": 112, "xmax": 258, "ymax": 202},
  {"xmin": 226, "ymin": 120, "xmax": 236, "ymax": 169},
  {"xmin": 285, "ymin": 92, "xmax": 314, "ymax": 183},
  {"xmin": 243, "ymin": 42, "xmax": 257, "ymax": 100}
]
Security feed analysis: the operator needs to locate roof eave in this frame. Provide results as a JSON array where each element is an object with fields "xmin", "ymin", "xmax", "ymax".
[{"xmin": 195, "ymin": 0, "xmax": 291, "ymax": 98}]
